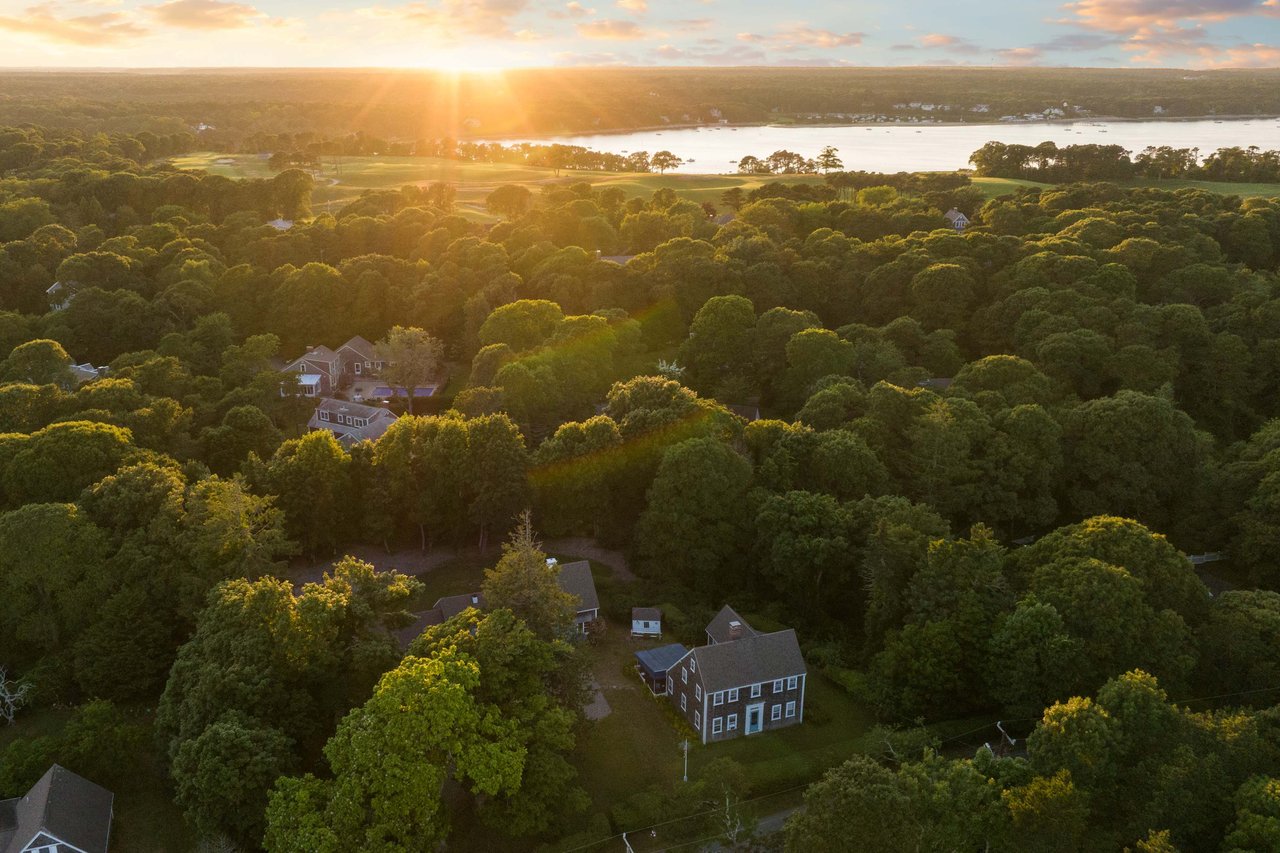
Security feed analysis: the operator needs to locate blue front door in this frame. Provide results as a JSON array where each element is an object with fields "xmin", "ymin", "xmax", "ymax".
[{"xmin": 745, "ymin": 702, "xmax": 764, "ymax": 735}]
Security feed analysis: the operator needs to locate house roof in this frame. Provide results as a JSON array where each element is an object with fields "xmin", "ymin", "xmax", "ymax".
[
  {"xmin": 434, "ymin": 592, "xmax": 486, "ymax": 622},
  {"xmin": 308, "ymin": 398, "xmax": 399, "ymax": 445},
  {"xmin": 0, "ymin": 765, "xmax": 113, "ymax": 853},
  {"xmin": 632, "ymin": 607, "xmax": 662, "ymax": 622},
  {"xmin": 556, "ymin": 561, "xmax": 599, "ymax": 612},
  {"xmin": 636, "ymin": 643, "xmax": 688, "ymax": 675},
  {"xmin": 706, "ymin": 605, "xmax": 759, "ymax": 644},
  {"xmin": 283, "ymin": 346, "xmax": 340, "ymax": 373},
  {"xmin": 943, "ymin": 208, "xmax": 969, "ymax": 223},
  {"xmin": 687, "ymin": 630, "xmax": 806, "ymax": 693},
  {"xmin": 339, "ymin": 336, "xmax": 378, "ymax": 361}
]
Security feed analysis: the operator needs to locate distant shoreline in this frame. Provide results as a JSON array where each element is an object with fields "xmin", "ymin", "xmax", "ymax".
[{"xmin": 475, "ymin": 114, "xmax": 1280, "ymax": 142}]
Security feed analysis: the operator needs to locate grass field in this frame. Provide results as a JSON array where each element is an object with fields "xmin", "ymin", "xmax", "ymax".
[{"xmin": 171, "ymin": 152, "xmax": 1280, "ymax": 220}]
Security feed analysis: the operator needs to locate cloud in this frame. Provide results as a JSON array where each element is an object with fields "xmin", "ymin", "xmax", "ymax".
[
  {"xmin": 552, "ymin": 49, "xmax": 631, "ymax": 64},
  {"xmin": 996, "ymin": 46, "xmax": 1042, "ymax": 64},
  {"xmin": 0, "ymin": 2, "xmax": 146, "ymax": 45},
  {"xmin": 549, "ymin": 1, "xmax": 593, "ymax": 17},
  {"xmin": 1062, "ymin": 0, "xmax": 1278, "ymax": 33},
  {"xmin": 737, "ymin": 25, "xmax": 863, "ymax": 50},
  {"xmin": 1200, "ymin": 40, "xmax": 1280, "ymax": 65},
  {"xmin": 616, "ymin": 0, "xmax": 646, "ymax": 11},
  {"xmin": 363, "ymin": 0, "xmax": 531, "ymax": 39},
  {"xmin": 577, "ymin": 18, "xmax": 650, "ymax": 38},
  {"xmin": 651, "ymin": 42, "xmax": 767, "ymax": 63},
  {"xmin": 147, "ymin": 0, "xmax": 266, "ymax": 29},
  {"xmin": 921, "ymin": 32, "xmax": 981, "ymax": 53}
]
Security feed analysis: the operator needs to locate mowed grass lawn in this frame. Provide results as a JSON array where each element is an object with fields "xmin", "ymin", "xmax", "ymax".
[{"xmin": 169, "ymin": 152, "xmax": 827, "ymax": 219}]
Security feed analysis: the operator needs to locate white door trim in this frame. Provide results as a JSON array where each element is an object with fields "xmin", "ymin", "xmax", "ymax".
[{"xmin": 745, "ymin": 701, "xmax": 765, "ymax": 735}]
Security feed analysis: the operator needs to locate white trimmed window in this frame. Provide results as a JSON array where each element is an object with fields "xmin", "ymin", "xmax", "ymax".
[
  {"xmin": 695, "ymin": 684, "xmax": 702, "ymax": 701},
  {"xmin": 713, "ymin": 691, "xmax": 724, "ymax": 706},
  {"xmin": 682, "ymin": 667, "xmax": 687, "ymax": 684},
  {"xmin": 695, "ymin": 710, "xmax": 701, "ymax": 730},
  {"xmin": 727, "ymin": 713, "xmax": 738, "ymax": 731},
  {"xmin": 750, "ymin": 684, "xmax": 762, "ymax": 699},
  {"xmin": 772, "ymin": 679, "xmax": 783, "ymax": 693},
  {"xmin": 771, "ymin": 704, "xmax": 782, "ymax": 721},
  {"xmin": 681, "ymin": 694, "xmax": 687, "ymax": 711},
  {"xmin": 713, "ymin": 716, "xmax": 723, "ymax": 734},
  {"xmin": 691, "ymin": 658, "xmax": 697, "ymax": 673},
  {"xmin": 728, "ymin": 688, "xmax": 739, "ymax": 703},
  {"xmin": 787, "ymin": 675, "xmax": 799, "ymax": 690},
  {"xmin": 786, "ymin": 701, "xmax": 796, "ymax": 718}
]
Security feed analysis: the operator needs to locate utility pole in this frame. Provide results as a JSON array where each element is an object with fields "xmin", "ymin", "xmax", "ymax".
[{"xmin": 682, "ymin": 738, "xmax": 689, "ymax": 782}]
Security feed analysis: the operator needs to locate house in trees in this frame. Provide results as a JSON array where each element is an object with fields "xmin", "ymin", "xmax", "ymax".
[
  {"xmin": 662, "ymin": 606, "xmax": 807, "ymax": 744},
  {"xmin": 0, "ymin": 764, "xmax": 114, "ymax": 853},
  {"xmin": 307, "ymin": 398, "xmax": 398, "ymax": 447},
  {"xmin": 943, "ymin": 208, "xmax": 971, "ymax": 232},
  {"xmin": 282, "ymin": 344, "xmax": 341, "ymax": 396},
  {"xmin": 336, "ymin": 335, "xmax": 386, "ymax": 381},
  {"xmin": 415, "ymin": 560, "xmax": 601, "ymax": 637},
  {"xmin": 45, "ymin": 282, "xmax": 73, "ymax": 312},
  {"xmin": 632, "ymin": 607, "xmax": 663, "ymax": 637},
  {"xmin": 282, "ymin": 336, "xmax": 388, "ymax": 397}
]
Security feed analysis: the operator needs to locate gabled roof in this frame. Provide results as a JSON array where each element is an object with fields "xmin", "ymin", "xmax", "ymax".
[
  {"xmin": 338, "ymin": 336, "xmax": 378, "ymax": 361},
  {"xmin": 0, "ymin": 765, "xmax": 113, "ymax": 853},
  {"xmin": 686, "ymin": 630, "xmax": 806, "ymax": 693},
  {"xmin": 632, "ymin": 607, "xmax": 662, "ymax": 622},
  {"xmin": 556, "ymin": 560, "xmax": 599, "ymax": 612},
  {"xmin": 283, "ymin": 346, "xmax": 340, "ymax": 373},
  {"xmin": 943, "ymin": 208, "xmax": 969, "ymax": 223},
  {"xmin": 434, "ymin": 592, "xmax": 486, "ymax": 622},
  {"xmin": 706, "ymin": 605, "xmax": 759, "ymax": 644}
]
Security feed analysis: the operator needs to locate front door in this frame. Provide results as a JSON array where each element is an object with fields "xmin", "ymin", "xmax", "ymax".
[{"xmin": 745, "ymin": 702, "xmax": 764, "ymax": 735}]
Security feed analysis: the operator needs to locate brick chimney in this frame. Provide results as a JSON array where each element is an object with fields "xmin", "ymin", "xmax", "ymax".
[{"xmin": 728, "ymin": 620, "xmax": 742, "ymax": 640}]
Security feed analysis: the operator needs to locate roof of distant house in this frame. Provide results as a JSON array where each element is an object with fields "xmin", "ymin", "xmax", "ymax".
[
  {"xmin": 0, "ymin": 765, "xmax": 114, "ymax": 853},
  {"xmin": 687, "ymin": 630, "xmax": 806, "ymax": 693},
  {"xmin": 632, "ymin": 606, "xmax": 662, "ymax": 622},
  {"xmin": 943, "ymin": 208, "xmax": 969, "ymax": 223},
  {"xmin": 556, "ymin": 560, "xmax": 600, "ymax": 612},
  {"xmin": 706, "ymin": 604, "xmax": 759, "ymax": 644},
  {"xmin": 339, "ymin": 335, "xmax": 378, "ymax": 361}
]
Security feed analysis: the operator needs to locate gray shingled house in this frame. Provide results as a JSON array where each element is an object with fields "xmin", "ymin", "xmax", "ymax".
[
  {"xmin": 306, "ymin": 398, "xmax": 399, "ymax": 447},
  {"xmin": 665, "ymin": 605, "xmax": 807, "ymax": 744},
  {"xmin": 400, "ymin": 559, "xmax": 601, "ymax": 643},
  {"xmin": 0, "ymin": 765, "xmax": 114, "ymax": 853},
  {"xmin": 650, "ymin": 604, "xmax": 808, "ymax": 737}
]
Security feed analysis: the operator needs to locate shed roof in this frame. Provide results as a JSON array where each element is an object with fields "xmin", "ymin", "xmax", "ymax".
[
  {"xmin": 632, "ymin": 607, "xmax": 662, "ymax": 622},
  {"xmin": 636, "ymin": 643, "xmax": 689, "ymax": 675},
  {"xmin": 688, "ymin": 630, "xmax": 806, "ymax": 693}
]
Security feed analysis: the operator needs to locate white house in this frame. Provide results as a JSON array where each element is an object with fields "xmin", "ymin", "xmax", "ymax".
[{"xmin": 632, "ymin": 607, "xmax": 662, "ymax": 638}]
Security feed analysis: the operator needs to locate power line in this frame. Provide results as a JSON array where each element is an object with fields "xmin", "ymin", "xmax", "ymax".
[{"xmin": 555, "ymin": 778, "xmax": 803, "ymax": 845}]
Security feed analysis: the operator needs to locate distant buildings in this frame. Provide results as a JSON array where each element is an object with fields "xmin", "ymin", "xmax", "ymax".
[{"xmin": 944, "ymin": 208, "xmax": 971, "ymax": 232}]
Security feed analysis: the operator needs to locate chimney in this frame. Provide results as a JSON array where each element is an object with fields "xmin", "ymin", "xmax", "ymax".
[{"xmin": 728, "ymin": 620, "xmax": 742, "ymax": 640}]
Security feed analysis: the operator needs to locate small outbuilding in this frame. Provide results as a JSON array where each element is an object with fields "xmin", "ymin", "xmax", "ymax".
[
  {"xmin": 635, "ymin": 643, "xmax": 688, "ymax": 695},
  {"xmin": 631, "ymin": 607, "xmax": 663, "ymax": 637}
]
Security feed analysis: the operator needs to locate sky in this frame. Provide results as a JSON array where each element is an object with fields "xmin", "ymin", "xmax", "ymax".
[{"xmin": 2, "ymin": 0, "xmax": 1280, "ymax": 69}]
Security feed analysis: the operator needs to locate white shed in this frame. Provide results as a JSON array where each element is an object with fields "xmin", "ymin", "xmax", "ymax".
[{"xmin": 631, "ymin": 607, "xmax": 662, "ymax": 638}]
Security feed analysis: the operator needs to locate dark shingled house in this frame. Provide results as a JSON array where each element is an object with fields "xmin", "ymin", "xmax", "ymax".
[
  {"xmin": 0, "ymin": 765, "xmax": 114, "ymax": 853},
  {"xmin": 667, "ymin": 606, "xmax": 807, "ymax": 744}
]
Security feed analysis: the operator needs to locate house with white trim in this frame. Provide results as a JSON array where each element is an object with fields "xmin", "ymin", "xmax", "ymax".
[
  {"xmin": 662, "ymin": 605, "xmax": 807, "ymax": 744},
  {"xmin": 307, "ymin": 398, "xmax": 398, "ymax": 447},
  {"xmin": 0, "ymin": 764, "xmax": 113, "ymax": 853}
]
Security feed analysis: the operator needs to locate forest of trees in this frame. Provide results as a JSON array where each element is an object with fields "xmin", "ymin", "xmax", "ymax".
[
  {"xmin": 4, "ymin": 67, "xmax": 1280, "ymax": 140},
  {"xmin": 971, "ymin": 140, "xmax": 1280, "ymax": 184},
  {"xmin": 3, "ymin": 114, "xmax": 1280, "ymax": 850}
]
